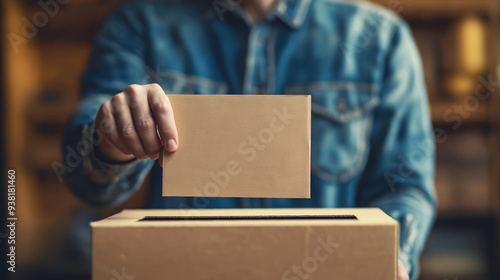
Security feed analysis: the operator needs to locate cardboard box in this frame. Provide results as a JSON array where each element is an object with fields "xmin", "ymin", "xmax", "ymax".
[
  {"xmin": 163, "ymin": 95, "xmax": 311, "ymax": 198},
  {"xmin": 92, "ymin": 208, "xmax": 398, "ymax": 280}
]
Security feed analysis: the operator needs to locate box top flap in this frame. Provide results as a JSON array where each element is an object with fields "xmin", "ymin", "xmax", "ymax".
[{"xmin": 91, "ymin": 208, "xmax": 397, "ymax": 228}]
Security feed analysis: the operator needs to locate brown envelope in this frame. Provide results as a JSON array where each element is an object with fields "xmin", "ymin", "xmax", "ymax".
[{"xmin": 162, "ymin": 95, "xmax": 311, "ymax": 198}]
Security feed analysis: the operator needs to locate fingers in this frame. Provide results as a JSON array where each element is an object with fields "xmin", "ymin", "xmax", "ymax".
[
  {"xmin": 397, "ymin": 259, "xmax": 410, "ymax": 280},
  {"xmin": 95, "ymin": 83, "xmax": 178, "ymax": 163},
  {"xmin": 112, "ymin": 92, "xmax": 149, "ymax": 160},
  {"xmin": 147, "ymin": 84, "xmax": 178, "ymax": 152},
  {"xmin": 125, "ymin": 85, "xmax": 162, "ymax": 160},
  {"xmin": 96, "ymin": 101, "xmax": 131, "ymax": 156}
]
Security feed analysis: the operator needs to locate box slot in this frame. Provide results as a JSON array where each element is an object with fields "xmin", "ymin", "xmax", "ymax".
[{"xmin": 138, "ymin": 215, "xmax": 357, "ymax": 221}]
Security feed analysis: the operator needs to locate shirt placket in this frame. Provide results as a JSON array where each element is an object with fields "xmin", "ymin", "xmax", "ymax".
[{"xmin": 243, "ymin": 23, "xmax": 271, "ymax": 95}]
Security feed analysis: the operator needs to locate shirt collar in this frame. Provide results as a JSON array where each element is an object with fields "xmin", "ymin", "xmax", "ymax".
[
  {"xmin": 273, "ymin": 0, "xmax": 312, "ymax": 28},
  {"xmin": 208, "ymin": 0, "xmax": 311, "ymax": 29}
]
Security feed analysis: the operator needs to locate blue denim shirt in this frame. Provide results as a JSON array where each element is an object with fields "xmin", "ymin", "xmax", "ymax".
[{"xmin": 63, "ymin": 0, "xmax": 436, "ymax": 278}]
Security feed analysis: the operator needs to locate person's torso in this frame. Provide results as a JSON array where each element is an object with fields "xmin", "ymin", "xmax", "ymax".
[{"xmin": 129, "ymin": 0, "xmax": 400, "ymax": 209}]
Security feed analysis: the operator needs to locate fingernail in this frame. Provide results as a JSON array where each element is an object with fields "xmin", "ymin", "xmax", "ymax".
[
  {"xmin": 166, "ymin": 139, "xmax": 177, "ymax": 152},
  {"xmin": 151, "ymin": 153, "xmax": 159, "ymax": 160}
]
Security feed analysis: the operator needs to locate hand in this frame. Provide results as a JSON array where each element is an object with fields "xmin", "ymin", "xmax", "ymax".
[
  {"xmin": 95, "ymin": 83, "xmax": 178, "ymax": 163},
  {"xmin": 398, "ymin": 259, "xmax": 410, "ymax": 280}
]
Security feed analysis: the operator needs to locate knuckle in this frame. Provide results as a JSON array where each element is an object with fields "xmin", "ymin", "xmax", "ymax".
[
  {"xmin": 154, "ymin": 101, "xmax": 169, "ymax": 115},
  {"xmin": 149, "ymin": 83, "xmax": 163, "ymax": 92},
  {"xmin": 111, "ymin": 93, "xmax": 124, "ymax": 104},
  {"xmin": 125, "ymin": 84, "xmax": 139, "ymax": 92},
  {"xmin": 125, "ymin": 84, "xmax": 142, "ymax": 98},
  {"xmin": 121, "ymin": 126, "xmax": 137, "ymax": 140},
  {"xmin": 137, "ymin": 116, "xmax": 154, "ymax": 132},
  {"xmin": 99, "ymin": 101, "xmax": 111, "ymax": 115}
]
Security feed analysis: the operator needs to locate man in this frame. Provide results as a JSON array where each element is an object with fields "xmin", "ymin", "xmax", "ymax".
[{"xmin": 64, "ymin": 0, "xmax": 436, "ymax": 279}]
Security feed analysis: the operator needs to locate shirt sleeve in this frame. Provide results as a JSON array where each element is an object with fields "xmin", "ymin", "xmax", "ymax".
[
  {"xmin": 63, "ymin": 2, "xmax": 155, "ymax": 207},
  {"xmin": 356, "ymin": 20, "xmax": 437, "ymax": 280}
]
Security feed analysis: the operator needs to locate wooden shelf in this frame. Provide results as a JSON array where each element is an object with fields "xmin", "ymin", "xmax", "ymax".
[{"xmin": 431, "ymin": 100, "xmax": 490, "ymax": 126}]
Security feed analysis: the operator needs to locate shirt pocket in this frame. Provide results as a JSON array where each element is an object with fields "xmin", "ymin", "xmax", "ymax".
[
  {"xmin": 156, "ymin": 70, "xmax": 228, "ymax": 95},
  {"xmin": 286, "ymin": 82, "xmax": 379, "ymax": 183}
]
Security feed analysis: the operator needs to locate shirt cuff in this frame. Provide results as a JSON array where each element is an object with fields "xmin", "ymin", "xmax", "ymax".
[{"xmin": 82, "ymin": 123, "xmax": 151, "ymax": 184}]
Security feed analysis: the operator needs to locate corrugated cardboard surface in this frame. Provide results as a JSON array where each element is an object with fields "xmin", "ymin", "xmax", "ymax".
[
  {"xmin": 162, "ymin": 95, "xmax": 311, "ymax": 198},
  {"xmin": 92, "ymin": 208, "xmax": 398, "ymax": 280}
]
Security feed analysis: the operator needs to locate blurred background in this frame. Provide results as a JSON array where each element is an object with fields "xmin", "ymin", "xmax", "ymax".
[{"xmin": 1, "ymin": 0, "xmax": 500, "ymax": 279}]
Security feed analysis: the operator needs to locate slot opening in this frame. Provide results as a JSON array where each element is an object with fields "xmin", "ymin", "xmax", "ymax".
[{"xmin": 139, "ymin": 215, "xmax": 358, "ymax": 221}]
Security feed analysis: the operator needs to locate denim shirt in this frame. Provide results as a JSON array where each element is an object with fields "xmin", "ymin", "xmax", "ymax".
[{"xmin": 63, "ymin": 0, "xmax": 436, "ymax": 278}]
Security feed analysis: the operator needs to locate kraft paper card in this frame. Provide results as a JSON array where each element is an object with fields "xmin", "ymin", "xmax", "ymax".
[{"xmin": 162, "ymin": 95, "xmax": 311, "ymax": 198}]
